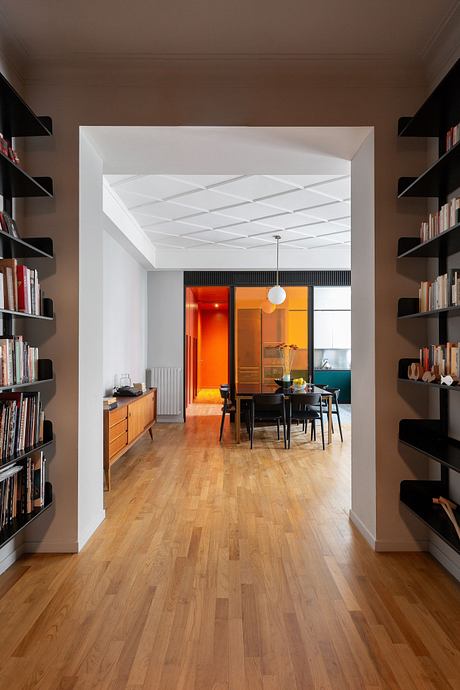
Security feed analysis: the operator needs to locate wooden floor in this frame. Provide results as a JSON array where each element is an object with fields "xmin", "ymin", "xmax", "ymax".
[{"xmin": 0, "ymin": 417, "xmax": 459, "ymax": 689}]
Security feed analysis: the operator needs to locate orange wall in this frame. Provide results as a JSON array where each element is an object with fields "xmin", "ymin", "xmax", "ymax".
[{"xmin": 198, "ymin": 308, "xmax": 228, "ymax": 388}]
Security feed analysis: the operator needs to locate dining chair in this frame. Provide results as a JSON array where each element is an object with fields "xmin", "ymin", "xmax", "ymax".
[
  {"xmin": 313, "ymin": 384, "xmax": 343, "ymax": 442},
  {"xmin": 219, "ymin": 385, "xmax": 235, "ymax": 442},
  {"xmin": 287, "ymin": 392, "xmax": 325, "ymax": 450},
  {"xmin": 249, "ymin": 393, "xmax": 287, "ymax": 449}
]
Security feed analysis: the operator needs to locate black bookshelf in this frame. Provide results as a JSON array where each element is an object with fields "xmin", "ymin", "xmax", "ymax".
[
  {"xmin": 397, "ymin": 217, "xmax": 460, "ymax": 259},
  {"xmin": 400, "ymin": 480, "xmax": 460, "ymax": 554},
  {"xmin": 0, "ymin": 71, "xmax": 54, "ymax": 551},
  {"xmin": 0, "ymin": 73, "xmax": 52, "ymax": 137},
  {"xmin": 0, "ymin": 483, "xmax": 53, "ymax": 550},
  {"xmin": 0, "ymin": 299, "xmax": 54, "ymax": 321},
  {"xmin": 398, "ymin": 60, "xmax": 460, "ymax": 138},
  {"xmin": 397, "ymin": 298, "xmax": 460, "ymax": 319},
  {"xmin": 0, "ymin": 231, "xmax": 53, "ymax": 259},
  {"xmin": 0, "ymin": 421, "xmax": 53, "ymax": 474},
  {"xmin": 0, "ymin": 359, "xmax": 53, "ymax": 392},
  {"xmin": 397, "ymin": 59, "xmax": 460, "ymax": 556},
  {"xmin": 399, "ymin": 419, "xmax": 460, "ymax": 473},
  {"xmin": 398, "ymin": 140, "xmax": 460, "ymax": 199}
]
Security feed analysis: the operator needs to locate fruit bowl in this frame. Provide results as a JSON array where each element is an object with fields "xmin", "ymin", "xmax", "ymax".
[
  {"xmin": 293, "ymin": 382, "xmax": 307, "ymax": 391},
  {"xmin": 292, "ymin": 378, "xmax": 307, "ymax": 391}
]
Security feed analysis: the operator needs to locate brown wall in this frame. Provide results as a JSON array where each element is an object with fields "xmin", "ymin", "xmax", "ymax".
[{"xmin": 17, "ymin": 57, "xmax": 432, "ymax": 550}]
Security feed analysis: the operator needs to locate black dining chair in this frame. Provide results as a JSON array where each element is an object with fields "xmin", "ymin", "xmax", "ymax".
[
  {"xmin": 287, "ymin": 392, "xmax": 325, "ymax": 450},
  {"xmin": 219, "ymin": 385, "xmax": 235, "ymax": 442},
  {"xmin": 313, "ymin": 384, "xmax": 343, "ymax": 442},
  {"xmin": 248, "ymin": 394, "xmax": 287, "ymax": 449}
]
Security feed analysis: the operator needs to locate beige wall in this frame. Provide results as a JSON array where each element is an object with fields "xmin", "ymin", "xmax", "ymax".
[{"xmin": 0, "ymin": 57, "xmax": 437, "ymax": 558}]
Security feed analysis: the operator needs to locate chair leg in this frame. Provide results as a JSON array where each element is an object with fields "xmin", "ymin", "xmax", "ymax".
[
  {"xmin": 250, "ymin": 408, "xmax": 254, "ymax": 449},
  {"xmin": 219, "ymin": 401, "xmax": 227, "ymax": 442},
  {"xmin": 283, "ymin": 409, "xmax": 287, "ymax": 449},
  {"xmin": 335, "ymin": 399, "xmax": 343, "ymax": 442},
  {"xmin": 319, "ymin": 411, "xmax": 325, "ymax": 450},
  {"xmin": 276, "ymin": 419, "xmax": 280, "ymax": 440}
]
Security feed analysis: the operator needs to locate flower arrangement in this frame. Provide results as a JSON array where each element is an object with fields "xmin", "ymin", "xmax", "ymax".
[{"xmin": 277, "ymin": 343, "xmax": 298, "ymax": 378}]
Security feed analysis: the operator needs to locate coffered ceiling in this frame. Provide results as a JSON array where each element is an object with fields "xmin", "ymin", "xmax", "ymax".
[{"xmin": 105, "ymin": 174, "xmax": 350, "ymax": 252}]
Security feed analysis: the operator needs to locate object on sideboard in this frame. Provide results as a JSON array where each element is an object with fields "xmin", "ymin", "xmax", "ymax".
[
  {"xmin": 133, "ymin": 382, "xmax": 146, "ymax": 394},
  {"xmin": 103, "ymin": 396, "xmax": 118, "ymax": 411},
  {"xmin": 119, "ymin": 373, "xmax": 131, "ymax": 387},
  {"xmin": 114, "ymin": 386, "xmax": 142, "ymax": 397}
]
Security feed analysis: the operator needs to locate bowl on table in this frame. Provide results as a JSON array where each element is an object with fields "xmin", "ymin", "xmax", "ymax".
[
  {"xmin": 293, "ymin": 382, "xmax": 307, "ymax": 392},
  {"xmin": 275, "ymin": 378, "xmax": 292, "ymax": 387}
]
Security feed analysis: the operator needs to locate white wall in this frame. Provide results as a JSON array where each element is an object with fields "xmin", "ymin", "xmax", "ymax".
[
  {"xmin": 103, "ymin": 229, "xmax": 148, "ymax": 395},
  {"xmin": 350, "ymin": 131, "xmax": 377, "ymax": 545},
  {"xmin": 147, "ymin": 270, "xmax": 184, "ymax": 421},
  {"xmin": 78, "ymin": 132, "xmax": 105, "ymax": 549}
]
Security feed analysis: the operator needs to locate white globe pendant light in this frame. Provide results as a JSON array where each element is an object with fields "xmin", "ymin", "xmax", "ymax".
[{"xmin": 268, "ymin": 235, "xmax": 286, "ymax": 305}]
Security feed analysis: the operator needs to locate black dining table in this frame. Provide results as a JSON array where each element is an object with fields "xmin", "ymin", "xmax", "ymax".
[{"xmin": 234, "ymin": 383, "xmax": 333, "ymax": 444}]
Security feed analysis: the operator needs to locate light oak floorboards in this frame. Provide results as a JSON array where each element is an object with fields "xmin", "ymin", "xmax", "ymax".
[{"xmin": 0, "ymin": 418, "xmax": 459, "ymax": 689}]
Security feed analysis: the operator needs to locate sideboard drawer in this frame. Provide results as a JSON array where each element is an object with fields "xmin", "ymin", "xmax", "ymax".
[
  {"xmin": 109, "ymin": 432, "xmax": 128, "ymax": 460},
  {"xmin": 109, "ymin": 418, "xmax": 128, "ymax": 443},
  {"xmin": 109, "ymin": 405, "xmax": 128, "ymax": 427}
]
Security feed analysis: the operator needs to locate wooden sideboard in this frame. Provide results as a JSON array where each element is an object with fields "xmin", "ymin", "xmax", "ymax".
[{"xmin": 103, "ymin": 388, "xmax": 157, "ymax": 490}]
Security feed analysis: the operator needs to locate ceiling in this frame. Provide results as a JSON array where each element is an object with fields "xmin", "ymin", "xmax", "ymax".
[
  {"xmin": 188, "ymin": 287, "xmax": 229, "ymax": 304},
  {"xmin": 105, "ymin": 173, "xmax": 350, "ymax": 252},
  {"xmin": 0, "ymin": 1, "xmax": 456, "ymax": 61}
]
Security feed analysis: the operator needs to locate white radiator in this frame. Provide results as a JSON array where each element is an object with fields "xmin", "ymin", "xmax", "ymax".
[{"xmin": 151, "ymin": 367, "xmax": 183, "ymax": 415}]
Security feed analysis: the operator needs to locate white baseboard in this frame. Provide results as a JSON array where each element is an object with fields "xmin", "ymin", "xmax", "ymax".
[
  {"xmin": 349, "ymin": 510, "xmax": 430, "ymax": 552},
  {"xmin": 0, "ymin": 542, "xmax": 25, "ymax": 575},
  {"xmin": 374, "ymin": 539, "xmax": 429, "ymax": 552},
  {"xmin": 25, "ymin": 539, "xmax": 79, "ymax": 554},
  {"xmin": 158, "ymin": 414, "xmax": 184, "ymax": 423},
  {"xmin": 77, "ymin": 509, "xmax": 106, "ymax": 551},
  {"xmin": 429, "ymin": 541, "xmax": 460, "ymax": 581},
  {"xmin": 349, "ymin": 510, "xmax": 376, "ymax": 548}
]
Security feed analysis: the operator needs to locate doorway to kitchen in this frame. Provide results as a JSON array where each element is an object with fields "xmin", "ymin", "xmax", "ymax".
[{"xmin": 185, "ymin": 286, "xmax": 229, "ymax": 415}]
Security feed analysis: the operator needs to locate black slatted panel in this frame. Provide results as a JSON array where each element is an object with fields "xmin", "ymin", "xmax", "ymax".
[{"xmin": 184, "ymin": 270, "xmax": 351, "ymax": 287}]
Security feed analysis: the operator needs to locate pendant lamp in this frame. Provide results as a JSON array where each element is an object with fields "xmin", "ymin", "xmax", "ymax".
[{"xmin": 267, "ymin": 235, "xmax": 286, "ymax": 305}]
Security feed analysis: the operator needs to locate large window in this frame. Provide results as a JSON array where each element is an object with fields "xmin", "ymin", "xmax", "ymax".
[{"xmin": 235, "ymin": 287, "xmax": 309, "ymax": 387}]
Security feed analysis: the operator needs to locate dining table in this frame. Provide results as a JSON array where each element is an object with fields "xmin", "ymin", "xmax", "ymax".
[{"xmin": 234, "ymin": 383, "xmax": 334, "ymax": 445}]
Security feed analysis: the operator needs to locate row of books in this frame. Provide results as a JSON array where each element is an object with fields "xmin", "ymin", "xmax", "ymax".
[
  {"xmin": 446, "ymin": 122, "xmax": 460, "ymax": 152},
  {"xmin": 0, "ymin": 258, "xmax": 43, "ymax": 315},
  {"xmin": 418, "ymin": 268, "xmax": 460, "ymax": 312},
  {"xmin": 0, "ymin": 133, "xmax": 20, "ymax": 165},
  {"xmin": 0, "ymin": 452, "xmax": 46, "ymax": 528},
  {"xmin": 419, "ymin": 342, "xmax": 460, "ymax": 378},
  {"xmin": 0, "ymin": 336, "xmax": 39, "ymax": 387},
  {"xmin": 419, "ymin": 197, "xmax": 460, "ymax": 242},
  {"xmin": 0, "ymin": 392, "xmax": 45, "ymax": 461}
]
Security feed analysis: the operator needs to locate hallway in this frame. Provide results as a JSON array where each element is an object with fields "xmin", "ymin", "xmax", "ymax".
[{"xmin": 0, "ymin": 418, "xmax": 459, "ymax": 689}]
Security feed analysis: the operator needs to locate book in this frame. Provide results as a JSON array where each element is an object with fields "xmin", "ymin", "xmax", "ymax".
[
  {"xmin": 0, "ymin": 391, "xmax": 44, "ymax": 461},
  {"xmin": 0, "ymin": 259, "xmax": 17, "ymax": 311}
]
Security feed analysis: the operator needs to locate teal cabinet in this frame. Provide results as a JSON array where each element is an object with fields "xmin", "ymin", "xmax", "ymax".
[{"xmin": 313, "ymin": 369, "xmax": 351, "ymax": 403}]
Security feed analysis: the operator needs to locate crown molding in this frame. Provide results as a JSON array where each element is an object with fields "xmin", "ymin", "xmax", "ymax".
[{"xmin": 423, "ymin": 4, "xmax": 460, "ymax": 87}]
